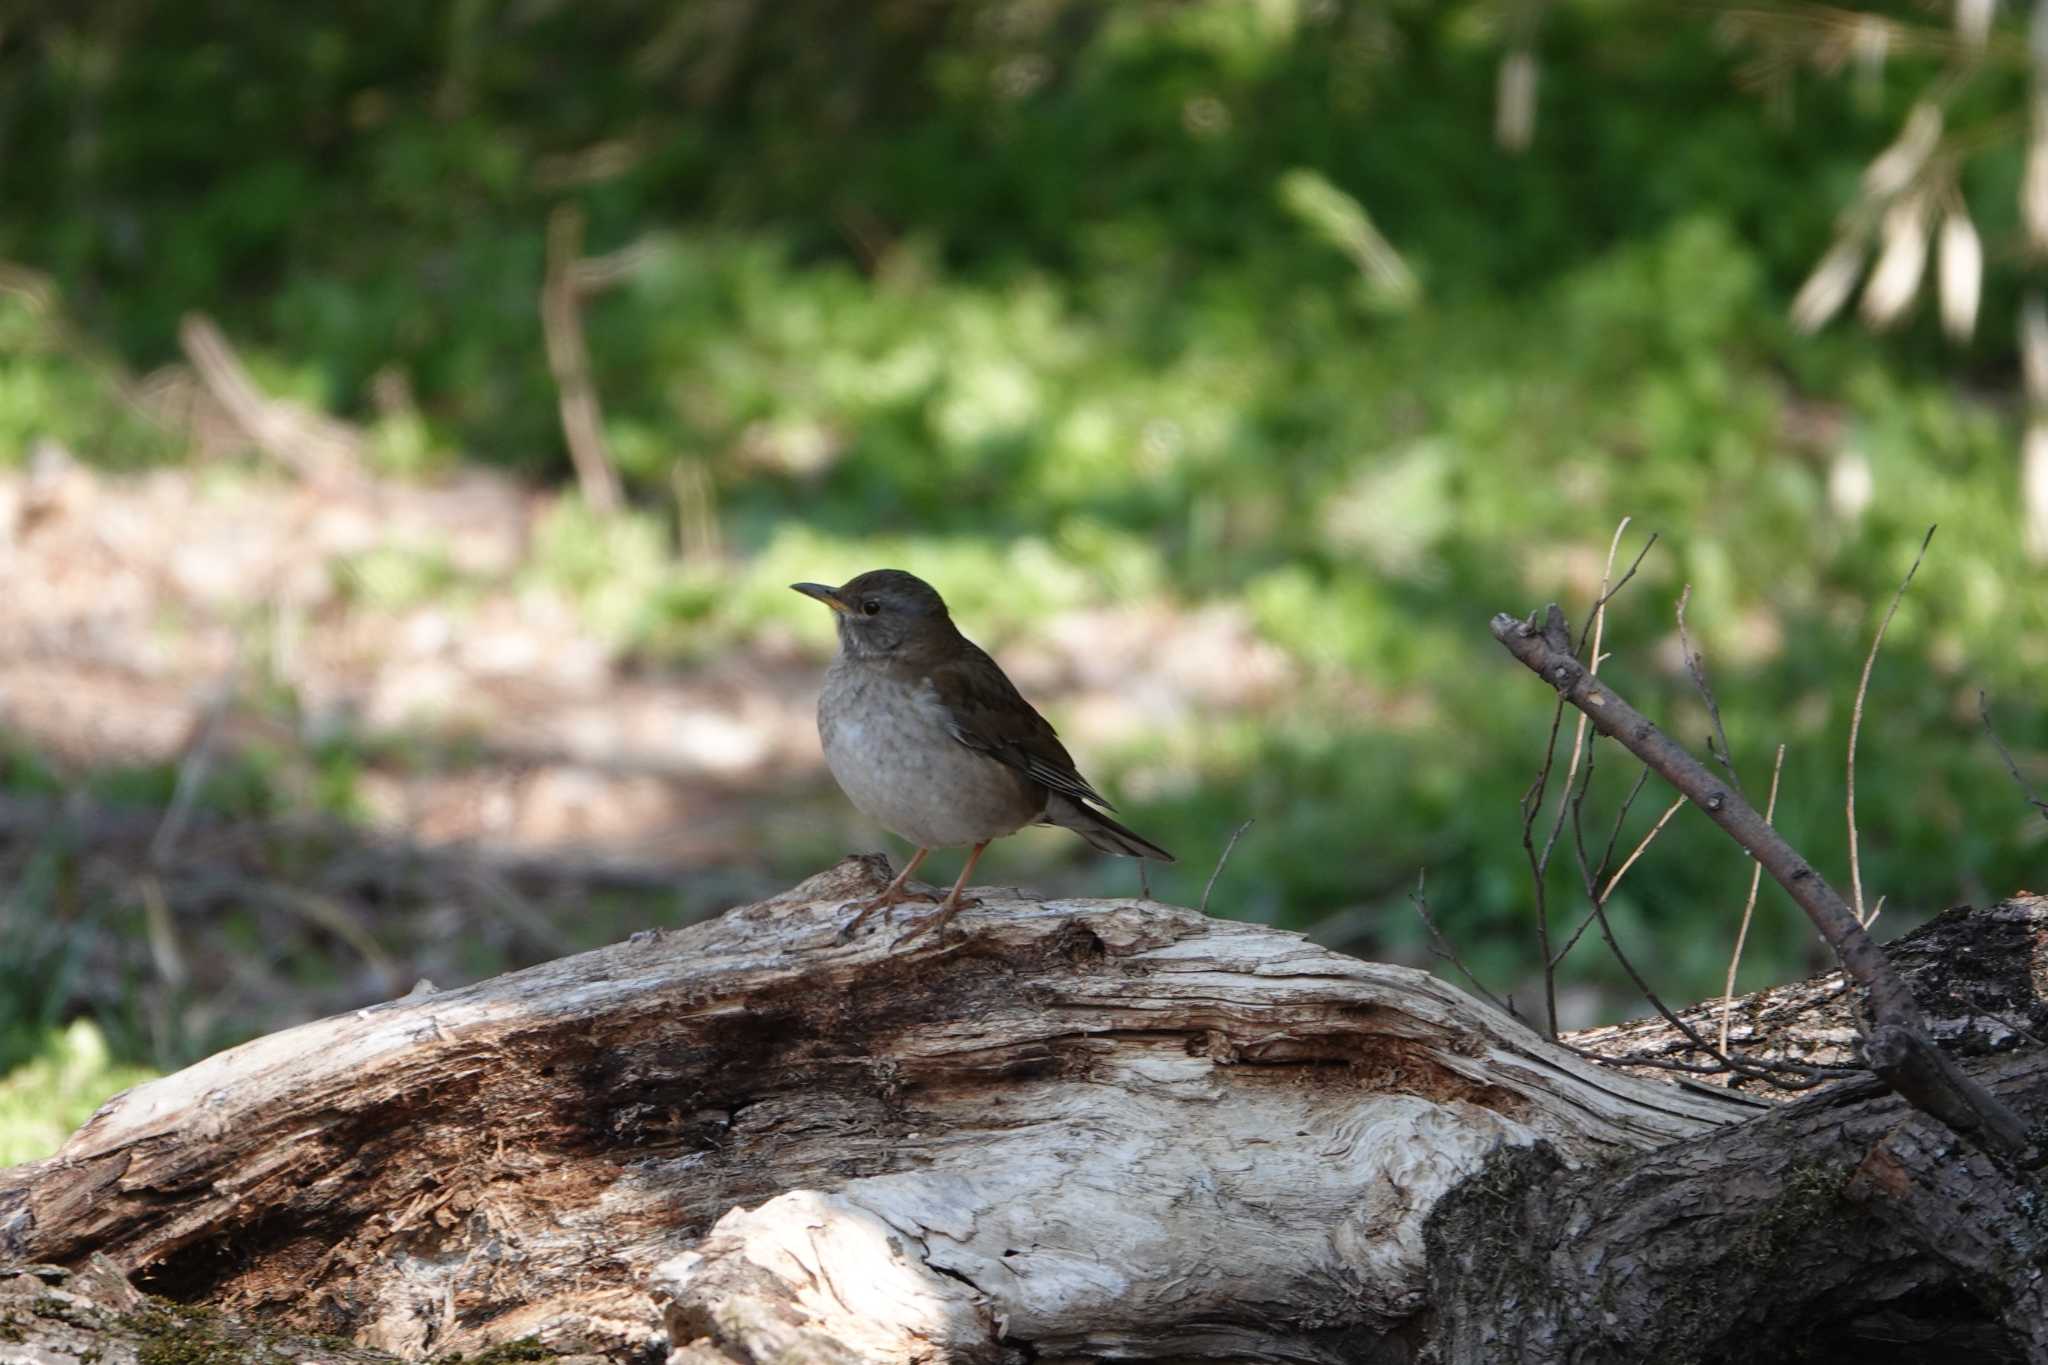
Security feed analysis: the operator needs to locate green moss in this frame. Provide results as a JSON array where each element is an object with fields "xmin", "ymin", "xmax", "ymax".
[
  {"xmin": 112, "ymin": 1296, "xmax": 412, "ymax": 1365},
  {"xmin": 433, "ymin": 1337, "xmax": 553, "ymax": 1365},
  {"xmin": 1738, "ymin": 1160, "xmax": 1845, "ymax": 1270},
  {"xmin": 128, "ymin": 1301, "xmax": 264, "ymax": 1365}
]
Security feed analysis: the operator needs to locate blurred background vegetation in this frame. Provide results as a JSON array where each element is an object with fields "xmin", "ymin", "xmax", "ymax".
[{"xmin": 3, "ymin": 0, "xmax": 2046, "ymax": 1162}]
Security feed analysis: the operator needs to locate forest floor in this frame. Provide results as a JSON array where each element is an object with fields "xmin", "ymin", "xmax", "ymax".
[{"xmin": 0, "ymin": 447, "xmax": 1290, "ymax": 1073}]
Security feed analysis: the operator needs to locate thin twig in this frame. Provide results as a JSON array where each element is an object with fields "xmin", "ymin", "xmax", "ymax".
[
  {"xmin": 1600, "ymin": 794, "xmax": 1687, "ymax": 906},
  {"xmin": 1719, "ymin": 743, "xmax": 1786, "ymax": 1053},
  {"xmin": 1544, "ymin": 521, "xmax": 1642, "ymax": 871},
  {"xmin": 136, "ymin": 874, "xmax": 188, "ymax": 990},
  {"xmin": 570, "ymin": 238, "xmax": 661, "ymax": 291},
  {"xmin": 1200, "ymin": 819, "xmax": 1254, "ymax": 915},
  {"xmin": 138, "ymin": 671, "xmax": 239, "ymax": 992},
  {"xmin": 1519, "ymin": 698, "xmax": 1570, "ymax": 1038},
  {"xmin": 1590, "ymin": 768, "xmax": 1651, "ymax": 890},
  {"xmin": 541, "ymin": 203, "xmax": 624, "ymax": 513},
  {"xmin": 1493, "ymin": 602, "xmax": 2032, "ymax": 1159},
  {"xmin": 150, "ymin": 676, "xmax": 237, "ymax": 870},
  {"xmin": 179, "ymin": 313, "xmax": 363, "ymax": 481},
  {"xmin": 1550, "ymin": 713, "xmax": 1761, "ymax": 1081},
  {"xmin": 1559, "ymin": 1038, "xmax": 1837, "ymax": 1088},
  {"xmin": 1551, "ymin": 792, "xmax": 1688, "ymax": 969},
  {"xmin": 1525, "ymin": 518, "xmax": 1643, "ymax": 1037},
  {"xmin": 1553, "ymin": 704, "xmax": 1609, "ymax": 1004},
  {"xmin": 1565, "ymin": 782, "xmax": 1749, "ymax": 1078},
  {"xmin": 1848, "ymin": 525, "xmax": 1936, "ymax": 927},
  {"xmin": 1979, "ymin": 689, "xmax": 2048, "ymax": 822},
  {"xmin": 1410, "ymin": 870, "xmax": 1518, "ymax": 1018},
  {"xmin": 1572, "ymin": 769, "xmax": 1638, "ymax": 896},
  {"xmin": 1676, "ymin": 584, "xmax": 1742, "ymax": 793},
  {"xmin": 1576, "ymin": 528, "xmax": 1659, "ymax": 652}
]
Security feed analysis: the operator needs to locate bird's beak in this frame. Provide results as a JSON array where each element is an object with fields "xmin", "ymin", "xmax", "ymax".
[{"xmin": 791, "ymin": 582, "xmax": 853, "ymax": 615}]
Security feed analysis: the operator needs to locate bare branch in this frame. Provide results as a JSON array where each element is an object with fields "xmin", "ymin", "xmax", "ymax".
[
  {"xmin": 1551, "ymin": 793, "xmax": 1688, "ymax": 971},
  {"xmin": 1577, "ymin": 527, "xmax": 1659, "ymax": 651},
  {"xmin": 1559, "ymin": 1038, "xmax": 1839, "ymax": 1088},
  {"xmin": 1980, "ymin": 689, "xmax": 2048, "ymax": 822},
  {"xmin": 1602, "ymin": 795, "xmax": 1688, "ymax": 906},
  {"xmin": 1720, "ymin": 743, "xmax": 1787, "ymax": 1053},
  {"xmin": 1200, "ymin": 819, "xmax": 1254, "ymax": 915},
  {"xmin": 1492, "ymin": 602, "xmax": 2034, "ymax": 1159},
  {"xmin": 1848, "ymin": 524, "xmax": 1936, "ymax": 927},
  {"xmin": 136, "ymin": 875, "xmax": 186, "ymax": 991},
  {"xmin": 1675, "ymin": 584, "xmax": 1741, "ymax": 793},
  {"xmin": 541, "ymin": 203, "xmax": 625, "ymax": 514},
  {"xmin": 132, "ymin": 666, "xmax": 244, "ymax": 993},
  {"xmin": 1556, "ymin": 743, "xmax": 1813, "ymax": 1092},
  {"xmin": 1554, "ymin": 520, "xmax": 1644, "ymax": 860},
  {"xmin": 179, "ymin": 314, "xmax": 364, "ymax": 482},
  {"xmin": 570, "ymin": 238, "xmax": 661, "ymax": 292},
  {"xmin": 1592, "ymin": 768, "xmax": 1653, "ymax": 891},
  {"xmin": 1411, "ymin": 870, "xmax": 1518, "ymax": 1019},
  {"xmin": 1519, "ymin": 700, "xmax": 1570, "ymax": 1039},
  {"xmin": 1563, "ymin": 781, "xmax": 1754, "ymax": 1080},
  {"xmin": 1524, "ymin": 518, "xmax": 1645, "ymax": 1037},
  {"xmin": 149, "ymin": 674, "xmax": 237, "ymax": 871}
]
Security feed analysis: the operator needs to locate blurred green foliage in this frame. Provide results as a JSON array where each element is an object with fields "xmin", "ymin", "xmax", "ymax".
[
  {"xmin": 1, "ymin": 0, "xmax": 2045, "ymax": 1123},
  {"xmin": 0, "ymin": 1019, "xmax": 155, "ymax": 1166}
]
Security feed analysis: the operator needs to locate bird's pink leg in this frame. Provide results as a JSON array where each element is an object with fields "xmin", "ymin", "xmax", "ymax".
[
  {"xmin": 839, "ymin": 848, "xmax": 936, "ymax": 941},
  {"xmin": 892, "ymin": 840, "xmax": 989, "ymax": 948}
]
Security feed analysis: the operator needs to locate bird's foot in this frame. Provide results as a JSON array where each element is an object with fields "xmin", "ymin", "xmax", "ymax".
[
  {"xmin": 835, "ymin": 886, "xmax": 940, "ymax": 944},
  {"xmin": 889, "ymin": 896, "xmax": 980, "ymax": 950}
]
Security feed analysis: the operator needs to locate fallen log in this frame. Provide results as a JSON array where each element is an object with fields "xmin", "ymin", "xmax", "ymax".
[{"xmin": 1, "ymin": 860, "xmax": 2041, "ymax": 1363}]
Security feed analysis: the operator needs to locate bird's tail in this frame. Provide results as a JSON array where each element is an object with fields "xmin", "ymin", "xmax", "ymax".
[{"xmin": 1042, "ymin": 794, "xmax": 1176, "ymax": 862}]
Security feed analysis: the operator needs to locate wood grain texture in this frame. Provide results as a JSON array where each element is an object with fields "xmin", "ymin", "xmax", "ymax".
[{"xmin": 0, "ymin": 855, "xmax": 1745, "ymax": 1360}]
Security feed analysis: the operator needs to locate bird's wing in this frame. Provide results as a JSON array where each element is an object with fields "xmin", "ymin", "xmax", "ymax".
[{"xmin": 927, "ymin": 640, "xmax": 1116, "ymax": 811}]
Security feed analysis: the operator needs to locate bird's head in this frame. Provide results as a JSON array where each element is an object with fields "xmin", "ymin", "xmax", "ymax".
[{"xmin": 791, "ymin": 569, "xmax": 956, "ymax": 658}]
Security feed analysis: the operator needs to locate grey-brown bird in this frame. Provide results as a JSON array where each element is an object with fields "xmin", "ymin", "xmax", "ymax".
[{"xmin": 793, "ymin": 569, "xmax": 1174, "ymax": 944}]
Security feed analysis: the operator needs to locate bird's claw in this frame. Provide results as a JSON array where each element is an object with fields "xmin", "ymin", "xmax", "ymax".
[
  {"xmin": 834, "ymin": 886, "xmax": 940, "ymax": 944},
  {"xmin": 889, "ymin": 898, "xmax": 979, "ymax": 950}
]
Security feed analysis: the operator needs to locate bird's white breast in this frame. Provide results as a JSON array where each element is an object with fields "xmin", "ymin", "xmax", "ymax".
[{"xmin": 818, "ymin": 661, "xmax": 1042, "ymax": 849}]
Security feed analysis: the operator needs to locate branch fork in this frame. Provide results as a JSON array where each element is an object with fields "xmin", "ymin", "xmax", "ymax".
[{"xmin": 1491, "ymin": 604, "xmax": 2036, "ymax": 1164}]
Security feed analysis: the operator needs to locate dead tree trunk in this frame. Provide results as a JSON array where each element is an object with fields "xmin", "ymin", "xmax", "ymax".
[{"xmin": 1, "ymin": 859, "xmax": 2042, "ymax": 1364}]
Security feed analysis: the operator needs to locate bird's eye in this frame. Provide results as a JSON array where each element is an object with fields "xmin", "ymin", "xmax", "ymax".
[{"xmin": 861, "ymin": 599, "xmax": 881, "ymax": 616}]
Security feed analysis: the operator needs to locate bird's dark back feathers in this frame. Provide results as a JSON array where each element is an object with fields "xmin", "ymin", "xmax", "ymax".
[{"xmin": 921, "ymin": 638, "xmax": 1115, "ymax": 813}]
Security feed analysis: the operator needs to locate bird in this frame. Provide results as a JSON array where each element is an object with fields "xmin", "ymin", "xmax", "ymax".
[{"xmin": 792, "ymin": 569, "xmax": 1174, "ymax": 945}]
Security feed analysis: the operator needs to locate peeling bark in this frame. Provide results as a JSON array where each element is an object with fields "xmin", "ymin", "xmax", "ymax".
[{"xmin": 1, "ymin": 862, "xmax": 2042, "ymax": 1364}]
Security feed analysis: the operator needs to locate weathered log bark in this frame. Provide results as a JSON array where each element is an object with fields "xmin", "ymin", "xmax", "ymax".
[
  {"xmin": 1, "ymin": 861, "xmax": 2042, "ymax": 1364},
  {"xmin": 1425, "ymin": 1052, "xmax": 2048, "ymax": 1363},
  {"xmin": 0, "ymin": 1256, "xmax": 401, "ymax": 1365},
  {"xmin": 1566, "ymin": 898, "xmax": 2048, "ymax": 1086}
]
